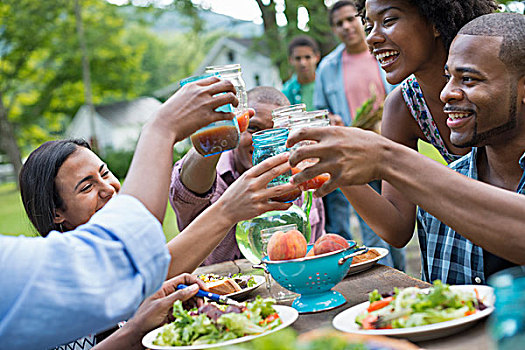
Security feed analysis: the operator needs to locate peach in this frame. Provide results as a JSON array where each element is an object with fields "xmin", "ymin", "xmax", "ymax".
[
  {"xmin": 313, "ymin": 234, "xmax": 350, "ymax": 255},
  {"xmin": 267, "ymin": 229, "xmax": 307, "ymax": 261}
]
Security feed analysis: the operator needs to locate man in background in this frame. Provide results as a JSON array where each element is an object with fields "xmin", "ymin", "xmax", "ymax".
[
  {"xmin": 314, "ymin": 0, "xmax": 404, "ymax": 270},
  {"xmin": 282, "ymin": 35, "xmax": 321, "ymax": 110}
]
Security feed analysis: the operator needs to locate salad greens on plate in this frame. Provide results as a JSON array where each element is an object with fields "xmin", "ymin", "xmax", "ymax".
[
  {"xmin": 153, "ymin": 296, "xmax": 281, "ymax": 346},
  {"xmin": 356, "ymin": 280, "xmax": 488, "ymax": 329}
]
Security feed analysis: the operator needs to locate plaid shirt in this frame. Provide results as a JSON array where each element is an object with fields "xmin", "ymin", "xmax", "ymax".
[{"xmin": 417, "ymin": 148, "xmax": 525, "ymax": 285}]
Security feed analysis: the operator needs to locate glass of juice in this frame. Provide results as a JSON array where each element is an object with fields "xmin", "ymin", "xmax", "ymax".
[
  {"xmin": 288, "ymin": 110, "xmax": 331, "ymax": 191},
  {"xmin": 180, "ymin": 73, "xmax": 240, "ymax": 157}
]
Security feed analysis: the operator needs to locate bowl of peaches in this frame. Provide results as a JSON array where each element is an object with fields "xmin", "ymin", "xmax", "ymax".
[{"xmin": 258, "ymin": 229, "xmax": 368, "ymax": 314}]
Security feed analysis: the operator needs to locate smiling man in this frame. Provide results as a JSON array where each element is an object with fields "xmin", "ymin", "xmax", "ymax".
[
  {"xmin": 170, "ymin": 86, "xmax": 325, "ymax": 265},
  {"xmin": 288, "ymin": 12, "xmax": 525, "ymax": 285}
]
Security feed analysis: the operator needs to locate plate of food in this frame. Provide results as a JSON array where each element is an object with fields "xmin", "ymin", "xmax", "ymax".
[
  {"xmin": 142, "ymin": 296, "xmax": 299, "ymax": 349},
  {"xmin": 197, "ymin": 273, "xmax": 265, "ymax": 300},
  {"xmin": 332, "ymin": 281, "xmax": 494, "ymax": 342},
  {"xmin": 347, "ymin": 247, "xmax": 389, "ymax": 275}
]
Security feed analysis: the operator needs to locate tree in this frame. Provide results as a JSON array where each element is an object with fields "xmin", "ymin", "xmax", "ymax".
[
  {"xmin": 160, "ymin": 0, "xmax": 335, "ymax": 81},
  {"xmin": 0, "ymin": 0, "xmax": 150, "ymax": 186},
  {"xmin": 0, "ymin": 1, "xmax": 69, "ymax": 186},
  {"xmin": 251, "ymin": 0, "xmax": 336, "ymax": 80}
]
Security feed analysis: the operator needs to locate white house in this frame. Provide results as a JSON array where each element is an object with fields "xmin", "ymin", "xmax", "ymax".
[
  {"xmin": 66, "ymin": 97, "xmax": 162, "ymax": 152},
  {"xmin": 154, "ymin": 37, "xmax": 282, "ymax": 99}
]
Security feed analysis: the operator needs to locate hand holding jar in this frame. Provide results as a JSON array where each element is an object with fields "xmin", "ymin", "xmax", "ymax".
[
  {"xmin": 287, "ymin": 126, "xmax": 385, "ymax": 198},
  {"xmin": 154, "ymin": 76, "xmax": 238, "ymax": 144},
  {"xmin": 179, "ymin": 73, "xmax": 241, "ymax": 157},
  {"xmin": 216, "ymin": 153, "xmax": 297, "ymax": 224}
]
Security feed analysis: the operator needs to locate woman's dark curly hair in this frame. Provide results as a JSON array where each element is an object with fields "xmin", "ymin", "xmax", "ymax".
[{"xmin": 355, "ymin": 0, "xmax": 499, "ymax": 50}]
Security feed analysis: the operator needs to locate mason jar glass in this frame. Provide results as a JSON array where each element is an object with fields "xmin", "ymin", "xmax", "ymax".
[
  {"xmin": 205, "ymin": 64, "xmax": 250, "ymax": 131},
  {"xmin": 180, "ymin": 73, "xmax": 240, "ymax": 157},
  {"xmin": 288, "ymin": 110, "xmax": 331, "ymax": 191},
  {"xmin": 252, "ymin": 128, "xmax": 301, "ymax": 202},
  {"xmin": 271, "ymin": 104, "xmax": 306, "ymax": 129}
]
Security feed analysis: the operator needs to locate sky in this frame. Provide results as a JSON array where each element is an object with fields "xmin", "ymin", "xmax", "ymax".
[{"xmin": 105, "ymin": 0, "xmax": 332, "ymax": 29}]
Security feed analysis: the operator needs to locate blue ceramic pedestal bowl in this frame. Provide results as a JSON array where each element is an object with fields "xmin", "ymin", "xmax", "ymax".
[{"xmin": 262, "ymin": 241, "xmax": 367, "ymax": 313}]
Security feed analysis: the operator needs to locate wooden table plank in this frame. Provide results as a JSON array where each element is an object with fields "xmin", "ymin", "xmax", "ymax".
[{"xmin": 195, "ymin": 259, "xmax": 495, "ymax": 349}]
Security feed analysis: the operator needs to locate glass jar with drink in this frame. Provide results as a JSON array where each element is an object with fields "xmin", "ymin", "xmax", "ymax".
[
  {"xmin": 180, "ymin": 73, "xmax": 240, "ymax": 157},
  {"xmin": 288, "ymin": 109, "xmax": 331, "ymax": 191}
]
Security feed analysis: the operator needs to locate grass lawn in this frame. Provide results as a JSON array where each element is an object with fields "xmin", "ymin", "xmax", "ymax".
[
  {"xmin": 0, "ymin": 140, "xmax": 444, "ymax": 239},
  {"xmin": 0, "ymin": 182, "xmax": 179, "ymax": 240}
]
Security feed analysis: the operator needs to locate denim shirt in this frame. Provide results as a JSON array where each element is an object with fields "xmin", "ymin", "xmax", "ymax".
[
  {"xmin": 313, "ymin": 43, "xmax": 396, "ymax": 126},
  {"xmin": 417, "ymin": 148, "xmax": 525, "ymax": 285},
  {"xmin": 0, "ymin": 195, "xmax": 171, "ymax": 349}
]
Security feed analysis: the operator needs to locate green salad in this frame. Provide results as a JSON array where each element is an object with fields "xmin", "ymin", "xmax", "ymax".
[
  {"xmin": 153, "ymin": 296, "xmax": 282, "ymax": 346},
  {"xmin": 356, "ymin": 280, "xmax": 488, "ymax": 329}
]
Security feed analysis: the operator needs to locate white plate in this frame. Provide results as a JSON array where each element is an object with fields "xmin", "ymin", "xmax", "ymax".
[
  {"xmin": 347, "ymin": 247, "xmax": 389, "ymax": 275},
  {"xmin": 142, "ymin": 304, "xmax": 299, "ymax": 349},
  {"xmin": 226, "ymin": 275, "xmax": 265, "ymax": 299},
  {"xmin": 332, "ymin": 285, "xmax": 494, "ymax": 342}
]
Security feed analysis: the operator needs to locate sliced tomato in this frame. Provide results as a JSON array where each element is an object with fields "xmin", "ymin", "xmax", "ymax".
[
  {"xmin": 260, "ymin": 313, "xmax": 280, "ymax": 325},
  {"xmin": 464, "ymin": 310, "xmax": 476, "ymax": 317},
  {"xmin": 367, "ymin": 296, "xmax": 394, "ymax": 312},
  {"xmin": 361, "ymin": 314, "xmax": 379, "ymax": 330}
]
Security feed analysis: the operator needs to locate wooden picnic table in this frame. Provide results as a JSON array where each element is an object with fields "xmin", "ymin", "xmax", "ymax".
[{"xmin": 195, "ymin": 259, "xmax": 496, "ymax": 350}]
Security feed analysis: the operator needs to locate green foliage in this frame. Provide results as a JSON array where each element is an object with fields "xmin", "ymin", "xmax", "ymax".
[
  {"xmin": 1, "ymin": 0, "xmax": 150, "ymax": 156},
  {"xmin": 100, "ymin": 147, "xmax": 135, "ymax": 181},
  {"xmin": 0, "ymin": 182, "xmax": 180, "ymax": 238},
  {"xmin": 0, "ymin": 183, "xmax": 35, "ymax": 237},
  {"xmin": 101, "ymin": 143, "xmax": 191, "ymax": 181},
  {"xmin": 251, "ymin": 0, "xmax": 337, "ymax": 81}
]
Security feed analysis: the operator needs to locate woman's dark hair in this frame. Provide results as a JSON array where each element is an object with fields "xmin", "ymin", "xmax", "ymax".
[
  {"xmin": 19, "ymin": 139, "xmax": 91, "ymax": 237},
  {"xmin": 355, "ymin": 0, "xmax": 499, "ymax": 50}
]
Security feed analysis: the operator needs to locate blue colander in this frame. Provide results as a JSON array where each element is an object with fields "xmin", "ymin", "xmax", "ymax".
[{"xmin": 259, "ymin": 241, "xmax": 367, "ymax": 313}]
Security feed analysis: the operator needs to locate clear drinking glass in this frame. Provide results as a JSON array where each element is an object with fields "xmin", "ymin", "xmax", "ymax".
[
  {"xmin": 288, "ymin": 110, "xmax": 331, "ymax": 191},
  {"xmin": 259, "ymin": 224, "xmax": 299, "ymax": 301},
  {"xmin": 205, "ymin": 64, "xmax": 250, "ymax": 132},
  {"xmin": 271, "ymin": 103, "xmax": 307, "ymax": 129},
  {"xmin": 252, "ymin": 128, "xmax": 301, "ymax": 203},
  {"xmin": 180, "ymin": 73, "xmax": 240, "ymax": 157}
]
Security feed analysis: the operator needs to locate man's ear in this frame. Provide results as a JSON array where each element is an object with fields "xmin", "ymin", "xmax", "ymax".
[
  {"xmin": 53, "ymin": 209, "xmax": 66, "ymax": 224},
  {"xmin": 314, "ymin": 52, "xmax": 321, "ymax": 64}
]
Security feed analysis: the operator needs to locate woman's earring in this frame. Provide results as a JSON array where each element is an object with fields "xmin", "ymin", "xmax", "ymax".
[{"xmin": 59, "ymin": 223, "xmax": 64, "ymax": 232}]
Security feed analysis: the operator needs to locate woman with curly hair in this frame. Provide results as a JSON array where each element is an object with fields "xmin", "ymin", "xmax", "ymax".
[{"xmin": 333, "ymin": 0, "xmax": 498, "ymax": 249}]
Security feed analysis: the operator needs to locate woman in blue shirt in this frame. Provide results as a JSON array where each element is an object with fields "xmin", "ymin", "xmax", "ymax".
[{"xmin": 2, "ymin": 76, "xmax": 298, "ymax": 349}]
